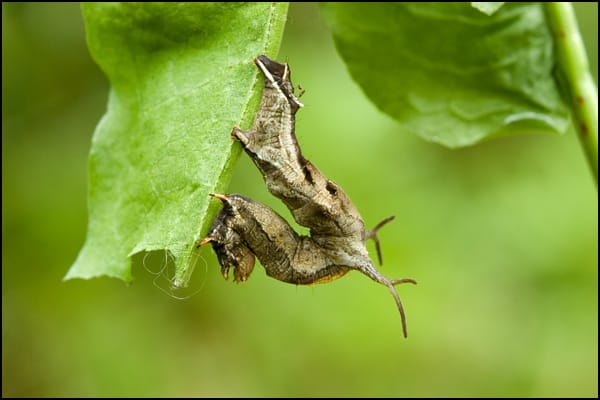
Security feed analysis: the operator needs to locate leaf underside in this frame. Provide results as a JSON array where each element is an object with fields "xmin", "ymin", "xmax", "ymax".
[
  {"xmin": 320, "ymin": 3, "xmax": 570, "ymax": 147},
  {"xmin": 66, "ymin": 3, "xmax": 289, "ymax": 285}
]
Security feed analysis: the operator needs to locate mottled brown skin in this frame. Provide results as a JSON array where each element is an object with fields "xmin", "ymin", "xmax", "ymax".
[
  {"xmin": 201, "ymin": 194, "xmax": 350, "ymax": 285},
  {"xmin": 199, "ymin": 55, "xmax": 416, "ymax": 337}
]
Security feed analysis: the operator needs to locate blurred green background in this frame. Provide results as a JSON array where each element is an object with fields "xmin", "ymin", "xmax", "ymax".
[{"xmin": 2, "ymin": 3, "xmax": 597, "ymax": 397}]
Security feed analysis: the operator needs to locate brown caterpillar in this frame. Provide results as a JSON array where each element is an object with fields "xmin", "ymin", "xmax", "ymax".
[{"xmin": 198, "ymin": 55, "xmax": 416, "ymax": 337}]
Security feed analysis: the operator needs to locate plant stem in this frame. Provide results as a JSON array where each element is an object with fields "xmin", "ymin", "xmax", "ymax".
[{"xmin": 545, "ymin": 3, "xmax": 598, "ymax": 185}]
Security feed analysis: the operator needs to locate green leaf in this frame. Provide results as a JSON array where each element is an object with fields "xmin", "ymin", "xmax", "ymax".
[
  {"xmin": 320, "ymin": 3, "xmax": 570, "ymax": 147},
  {"xmin": 66, "ymin": 3, "xmax": 289, "ymax": 285},
  {"xmin": 471, "ymin": 2, "xmax": 505, "ymax": 16}
]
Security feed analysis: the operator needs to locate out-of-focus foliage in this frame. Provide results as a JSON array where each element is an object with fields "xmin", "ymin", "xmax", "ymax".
[
  {"xmin": 320, "ymin": 3, "xmax": 570, "ymax": 147},
  {"xmin": 471, "ymin": 2, "xmax": 505, "ymax": 16},
  {"xmin": 2, "ymin": 3, "xmax": 597, "ymax": 397}
]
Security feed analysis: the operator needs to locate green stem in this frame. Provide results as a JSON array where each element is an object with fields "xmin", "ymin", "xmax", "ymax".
[{"xmin": 545, "ymin": 2, "xmax": 598, "ymax": 186}]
